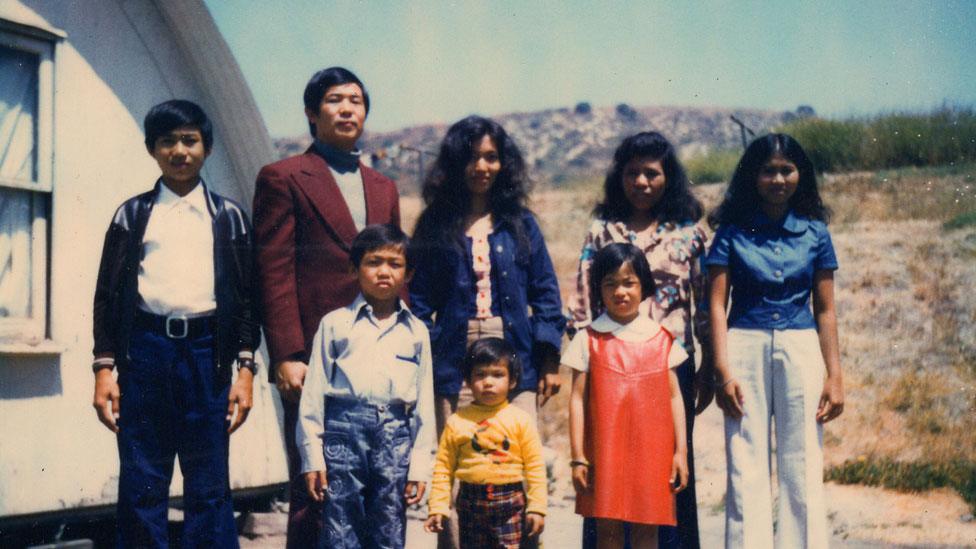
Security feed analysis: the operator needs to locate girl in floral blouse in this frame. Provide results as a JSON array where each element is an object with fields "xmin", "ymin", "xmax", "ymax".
[{"xmin": 566, "ymin": 131, "xmax": 711, "ymax": 549}]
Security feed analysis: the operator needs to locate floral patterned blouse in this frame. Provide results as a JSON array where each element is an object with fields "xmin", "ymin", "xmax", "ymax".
[{"xmin": 566, "ymin": 218, "xmax": 711, "ymax": 355}]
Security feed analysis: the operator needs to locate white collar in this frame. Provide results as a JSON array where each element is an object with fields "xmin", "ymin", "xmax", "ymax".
[
  {"xmin": 350, "ymin": 293, "xmax": 414, "ymax": 327},
  {"xmin": 157, "ymin": 180, "xmax": 208, "ymax": 215},
  {"xmin": 589, "ymin": 301, "xmax": 663, "ymax": 339}
]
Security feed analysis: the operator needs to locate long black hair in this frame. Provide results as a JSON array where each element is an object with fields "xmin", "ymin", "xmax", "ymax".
[
  {"xmin": 709, "ymin": 133, "xmax": 829, "ymax": 228},
  {"xmin": 413, "ymin": 115, "xmax": 531, "ymax": 256},
  {"xmin": 594, "ymin": 131, "xmax": 703, "ymax": 223},
  {"xmin": 588, "ymin": 243, "xmax": 656, "ymax": 315}
]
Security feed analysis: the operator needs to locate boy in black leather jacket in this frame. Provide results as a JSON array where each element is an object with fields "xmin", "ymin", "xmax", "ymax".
[{"xmin": 91, "ymin": 99, "xmax": 258, "ymax": 547}]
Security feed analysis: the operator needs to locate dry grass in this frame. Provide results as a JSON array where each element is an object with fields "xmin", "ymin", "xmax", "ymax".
[{"xmin": 400, "ymin": 167, "xmax": 976, "ymax": 515}]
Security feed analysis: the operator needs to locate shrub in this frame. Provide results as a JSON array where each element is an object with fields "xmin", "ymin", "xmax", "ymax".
[
  {"xmin": 778, "ymin": 106, "xmax": 976, "ymax": 173},
  {"xmin": 778, "ymin": 117, "xmax": 865, "ymax": 172},
  {"xmin": 616, "ymin": 103, "xmax": 638, "ymax": 120},
  {"xmin": 684, "ymin": 149, "xmax": 741, "ymax": 184},
  {"xmin": 827, "ymin": 458, "xmax": 976, "ymax": 513},
  {"xmin": 944, "ymin": 210, "xmax": 976, "ymax": 231}
]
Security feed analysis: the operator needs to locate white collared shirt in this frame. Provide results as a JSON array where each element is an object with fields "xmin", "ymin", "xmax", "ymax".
[
  {"xmin": 561, "ymin": 302, "xmax": 689, "ymax": 372},
  {"xmin": 297, "ymin": 294, "xmax": 436, "ymax": 481},
  {"xmin": 138, "ymin": 181, "xmax": 216, "ymax": 316}
]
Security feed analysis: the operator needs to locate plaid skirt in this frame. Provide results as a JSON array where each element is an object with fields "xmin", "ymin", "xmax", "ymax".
[{"xmin": 456, "ymin": 482, "xmax": 536, "ymax": 549}]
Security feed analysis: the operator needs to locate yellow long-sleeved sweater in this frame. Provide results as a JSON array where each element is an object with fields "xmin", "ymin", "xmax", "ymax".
[{"xmin": 427, "ymin": 401, "xmax": 547, "ymax": 516}]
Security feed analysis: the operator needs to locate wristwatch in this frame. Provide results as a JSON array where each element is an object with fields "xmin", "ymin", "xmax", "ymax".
[{"xmin": 238, "ymin": 357, "xmax": 257, "ymax": 375}]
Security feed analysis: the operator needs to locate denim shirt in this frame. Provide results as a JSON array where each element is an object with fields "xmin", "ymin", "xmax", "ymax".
[
  {"xmin": 705, "ymin": 210, "xmax": 838, "ymax": 330},
  {"xmin": 409, "ymin": 210, "xmax": 565, "ymax": 396},
  {"xmin": 297, "ymin": 294, "xmax": 435, "ymax": 480}
]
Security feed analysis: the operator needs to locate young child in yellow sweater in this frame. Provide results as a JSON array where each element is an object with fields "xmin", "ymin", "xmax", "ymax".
[{"xmin": 425, "ymin": 337, "xmax": 547, "ymax": 547}]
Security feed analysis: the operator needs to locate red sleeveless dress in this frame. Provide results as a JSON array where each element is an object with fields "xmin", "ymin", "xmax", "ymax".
[{"xmin": 576, "ymin": 326, "xmax": 677, "ymax": 526}]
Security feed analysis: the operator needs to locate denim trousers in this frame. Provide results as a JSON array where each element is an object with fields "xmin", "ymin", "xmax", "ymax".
[
  {"xmin": 116, "ymin": 327, "xmax": 238, "ymax": 549},
  {"xmin": 320, "ymin": 398, "xmax": 413, "ymax": 549},
  {"xmin": 724, "ymin": 328, "xmax": 827, "ymax": 549}
]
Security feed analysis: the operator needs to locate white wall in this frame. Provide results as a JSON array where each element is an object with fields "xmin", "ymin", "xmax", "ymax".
[{"xmin": 0, "ymin": 0, "xmax": 286, "ymax": 518}]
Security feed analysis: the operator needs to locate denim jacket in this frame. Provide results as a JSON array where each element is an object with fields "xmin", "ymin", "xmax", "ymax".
[{"xmin": 409, "ymin": 210, "xmax": 565, "ymax": 396}]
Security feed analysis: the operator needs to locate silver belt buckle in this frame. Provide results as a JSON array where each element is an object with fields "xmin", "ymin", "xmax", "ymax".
[{"xmin": 166, "ymin": 314, "xmax": 189, "ymax": 339}]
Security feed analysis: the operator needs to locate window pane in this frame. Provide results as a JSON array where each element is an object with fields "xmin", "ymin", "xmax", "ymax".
[
  {"xmin": 0, "ymin": 45, "xmax": 38, "ymax": 183},
  {"xmin": 0, "ymin": 188, "xmax": 32, "ymax": 318}
]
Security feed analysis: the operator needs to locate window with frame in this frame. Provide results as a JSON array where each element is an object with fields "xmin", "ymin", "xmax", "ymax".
[{"xmin": 0, "ymin": 27, "xmax": 53, "ymax": 344}]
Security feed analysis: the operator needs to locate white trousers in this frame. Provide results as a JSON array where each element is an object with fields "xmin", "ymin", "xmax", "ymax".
[{"xmin": 724, "ymin": 328, "xmax": 828, "ymax": 549}]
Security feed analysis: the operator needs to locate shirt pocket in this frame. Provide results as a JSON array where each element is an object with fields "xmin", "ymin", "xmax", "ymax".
[{"xmin": 390, "ymin": 344, "xmax": 422, "ymax": 400}]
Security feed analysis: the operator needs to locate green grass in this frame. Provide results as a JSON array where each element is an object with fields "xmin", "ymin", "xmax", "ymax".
[
  {"xmin": 827, "ymin": 458, "xmax": 976, "ymax": 514},
  {"xmin": 684, "ymin": 149, "xmax": 741, "ymax": 184},
  {"xmin": 778, "ymin": 106, "xmax": 976, "ymax": 173},
  {"xmin": 944, "ymin": 210, "xmax": 976, "ymax": 231}
]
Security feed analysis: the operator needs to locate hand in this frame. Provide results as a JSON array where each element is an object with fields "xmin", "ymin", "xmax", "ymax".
[
  {"xmin": 227, "ymin": 368, "xmax": 254, "ymax": 433},
  {"xmin": 670, "ymin": 452, "xmax": 689, "ymax": 493},
  {"xmin": 715, "ymin": 378, "xmax": 744, "ymax": 419},
  {"xmin": 305, "ymin": 470, "xmax": 327, "ymax": 502},
  {"xmin": 693, "ymin": 359, "xmax": 716, "ymax": 415},
  {"xmin": 817, "ymin": 375, "xmax": 845, "ymax": 423},
  {"xmin": 275, "ymin": 360, "xmax": 307, "ymax": 402},
  {"xmin": 404, "ymin": 480, "xmax": 426, "ymax": 506},
  {"xmin": 525, "ymin": 512, "xmax": 545, "ymax": 538},
  {"xmin": 571, "ymin": 463, "xmax": 590, "ymax": 495},
  {"xmin": 424, "ymin": 514, "xmax": 445, "ymax": 533},
  {"xmin": 537, "ymin": 362, "xmax": 562, "ymax": 407},
  {"xmin": 93, "ymin": 368, "xmax": 120, "ymax": 433}
]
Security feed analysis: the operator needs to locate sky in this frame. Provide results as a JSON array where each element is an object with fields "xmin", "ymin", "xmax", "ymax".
[{"xmin": 205, "ymin": 0, "xmax": 976, "ymax": 138}]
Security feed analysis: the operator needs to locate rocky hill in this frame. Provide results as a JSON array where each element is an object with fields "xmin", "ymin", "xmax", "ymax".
[{"xmin": 274, "ymin": 103, "xmax": 804, "ymax": 193}]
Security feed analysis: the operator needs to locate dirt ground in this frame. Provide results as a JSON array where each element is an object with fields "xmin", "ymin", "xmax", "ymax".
[
  {"xmin": 237, "ymin": 403, "xmax": 976, "ymax": 547},
  {"xmin": 234, "ymin": 181, "xmax": 976, "ymax": 548}
]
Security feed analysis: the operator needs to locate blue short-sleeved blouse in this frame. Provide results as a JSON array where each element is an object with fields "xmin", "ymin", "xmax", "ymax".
[{"xmin": 705, "ymin": 210, "xmax": 838, "ymax": 330}]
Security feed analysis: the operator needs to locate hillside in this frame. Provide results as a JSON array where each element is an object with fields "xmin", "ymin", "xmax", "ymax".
[
  {"xmin": 396, "ymin": 166, "xmax": 976, "ymax": 547},
  {"xmin": 274, "ymin": 104, "xmax": 800, "ymax": 193}
]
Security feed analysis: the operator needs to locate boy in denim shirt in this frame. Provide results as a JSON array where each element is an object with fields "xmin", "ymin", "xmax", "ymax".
[{"xmin": 297, "ymin": 224, "xmax": 435, "ymax": 548}]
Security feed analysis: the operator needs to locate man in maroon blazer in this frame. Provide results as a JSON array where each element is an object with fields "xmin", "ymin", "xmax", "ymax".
[{"xmin": 252, "ymin": 67, "xmax": 400, "ymax": 547}]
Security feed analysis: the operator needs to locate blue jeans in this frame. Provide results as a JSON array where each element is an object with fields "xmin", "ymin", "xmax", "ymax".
[
  {"xmin": 582, "ymin": 358, "xmax": 700, "ymax": 549},
  {"xmin": 116, "ymin": 327, "xmax": 237, "ymax": 549},
  {"xmin": 320, "ymin": 399, "xmax": 413, "ymax": 549}
]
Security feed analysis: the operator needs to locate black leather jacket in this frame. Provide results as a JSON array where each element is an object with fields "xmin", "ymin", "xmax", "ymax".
[{"xmin": 92, "ymin": 180, "xmax": 260, "ymax": 370}]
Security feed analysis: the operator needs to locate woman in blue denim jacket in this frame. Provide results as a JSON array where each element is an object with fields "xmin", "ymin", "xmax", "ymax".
[{"xmin": 409, "ymin": 116, "xmax": 565, "ymax": 439}]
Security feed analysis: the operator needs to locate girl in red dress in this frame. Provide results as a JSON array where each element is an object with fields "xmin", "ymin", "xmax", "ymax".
[{"xmin": 564, "ymin": 243, "xmax": 689, "ymax": 549}]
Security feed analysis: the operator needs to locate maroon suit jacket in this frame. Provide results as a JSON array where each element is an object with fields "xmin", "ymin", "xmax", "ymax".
[{"xmin": 252, "ymin": 147, "xmax": 400, "ymax": 376}]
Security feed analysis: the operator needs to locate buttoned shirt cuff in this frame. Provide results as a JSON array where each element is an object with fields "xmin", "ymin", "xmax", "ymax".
[{"xmin": 300, "ymin": 442, "xmax": 325, "ymax": 474}]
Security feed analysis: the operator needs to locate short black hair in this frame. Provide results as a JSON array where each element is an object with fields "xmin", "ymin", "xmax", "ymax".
[
  {"xmin": 303, "ymin": 66, "xmax": 370, "ymax": 137},
  {"xmin": 144, "ymin": 99, "xmax": 213, "ymax": 152},
  {"xmin": 588, "ymin": 243, "xmax": 656, "ymax": 314},
  {"xmin": 349, "ymin": 224, "xmax": 411, "ymax": 268},
  {"xmin": 462, "ymin": 337, "xmax": 521, "ymax": 387}
]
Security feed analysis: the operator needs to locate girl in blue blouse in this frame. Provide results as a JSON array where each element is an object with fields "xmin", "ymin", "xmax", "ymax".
[
  {"xmin": 409, "ymin": 114, "xmax": 564, "ymax": 444},
  {"xmin": 706, "ymin": 134, "xmax": 844, "ymax": 549}
]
